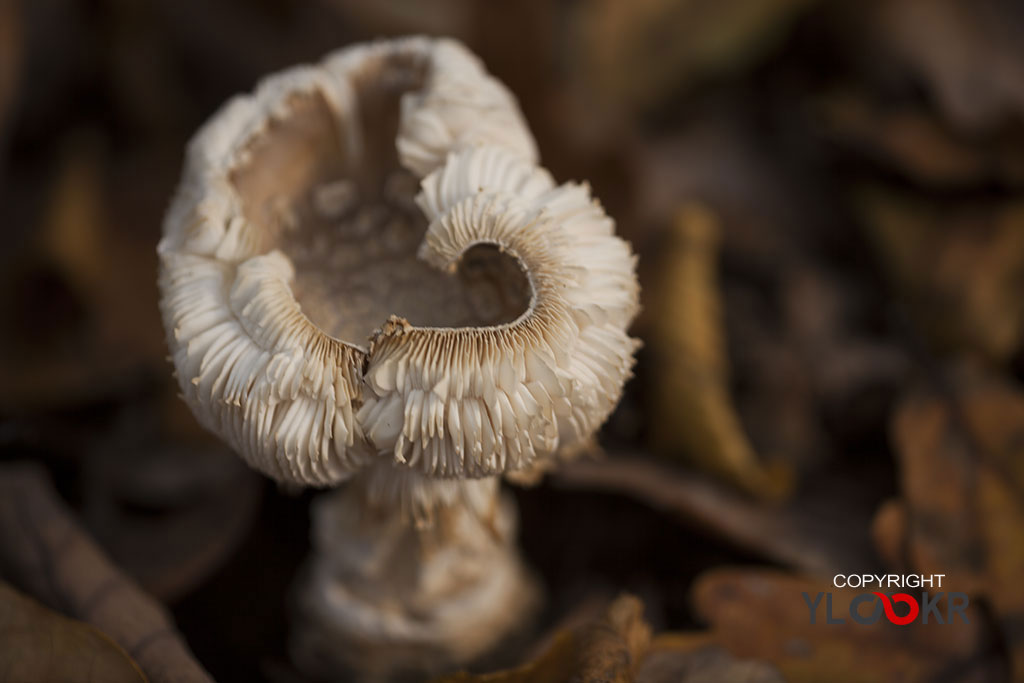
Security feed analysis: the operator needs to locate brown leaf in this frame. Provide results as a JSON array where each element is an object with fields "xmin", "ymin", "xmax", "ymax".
[
  {"xmin": 636, "ymin": 639, "xmax": 784, "ymax": 683},
  {"xmin": 575, "ymin": 596, "xmax": 652, "ymax": 683},
  {"xmin": 860, "ymin": 188, "xmax": 1024, "ymax": 362},
  {"xmin": 692, "ymin": 568, "xmax": 996, "ymax": 683},
  {"xmin": 435, "ymin": 631, "xmax": 578, "ymax": 683},
  {"xmin": 647, "ymin": 205, "xmax": 792, "ymax": 500},
  {"xmin": 884, "ymin": 365, "xmax": 1024, "ymax": 679},
  {"xmin": 434, "ymin": 595, "xmax": 651, "ymax": 683},
  {"xmin": 0, "ymin": 464, "xmax": 214, "ymax": 683},
  {"xmin": 0, "ymin": 581, "xmax": 147, "ymax": 683}
]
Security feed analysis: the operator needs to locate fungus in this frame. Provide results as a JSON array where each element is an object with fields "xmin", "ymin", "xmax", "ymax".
[{"xmin": 158, "ymin": 37, "xmax": 640, "ymax": 677}]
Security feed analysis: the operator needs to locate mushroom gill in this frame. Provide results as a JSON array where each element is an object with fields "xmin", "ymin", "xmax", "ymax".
[{"xmin": 158, "ymin": 36, "xmax": 640, "ymax": 492}]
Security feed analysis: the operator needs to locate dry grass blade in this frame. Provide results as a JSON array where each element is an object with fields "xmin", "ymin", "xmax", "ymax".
[{"xmin": 648, "ymin": 204, "xmax": 792, "ymax": 500}]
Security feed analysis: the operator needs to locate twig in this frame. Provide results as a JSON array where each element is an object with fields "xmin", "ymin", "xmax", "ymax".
[
  {"xmin": 553, "ymin": 453, "xmax": 877, "ymax": 577},
  {"xmin": 0, "ymin": 462, "xmax": 215, "ymax": 683}
]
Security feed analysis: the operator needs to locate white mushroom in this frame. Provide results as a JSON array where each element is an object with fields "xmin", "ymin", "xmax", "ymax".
[
  {"xmin": 157, "ymin": 36, "xmax": 640, "ymax": 677},
  {"xmin": 159, "ymin": 37, "xmax": 638, "ymax": 494}
]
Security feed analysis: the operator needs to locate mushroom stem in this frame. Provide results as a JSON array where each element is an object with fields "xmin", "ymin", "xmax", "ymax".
[{"xmin": 290, "ymin": 465, "xmax": 540, "ymax": 680}]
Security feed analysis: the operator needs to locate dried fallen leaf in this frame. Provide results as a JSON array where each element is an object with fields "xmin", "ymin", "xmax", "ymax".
[
  {"xmin": 575, "ymin": 596, "xmax": 652, "ymax": 683},
  {"xmin": 436, "ymin": 593, "xmax": 781, "ymax": 683},
  {"xmin": 647, "ymin": 204, "xmax": 792, "ymax": 500},
  {"xmin": 434, "ymin": 595, "xmax": 651, "ymax": 683},
  {"xmin": 0, "ymin": 581, "xmax": 147, "ymax": 683},
  {"xmin": 0, "ymin": 464, "xmax": 214, "ymax": 683},
  {"xmin": 877, "ymin": 365, "xmax": 1024, "ymax": 680},
  {"xmin": 860, "ymin": 189, "xmax": 1024, "ymax": 362},
  {"xmin": 636, "ymin": 641, "xmax": 784, "ymax": 683},
  {"xmin": 692, "ymin": 567, "xmax": 997, "ymax": 683}
]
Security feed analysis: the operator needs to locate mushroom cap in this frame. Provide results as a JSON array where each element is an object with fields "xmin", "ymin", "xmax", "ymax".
[{"xmin": 158, "ymin": 37, "xmax": 640, "ymax": 488}]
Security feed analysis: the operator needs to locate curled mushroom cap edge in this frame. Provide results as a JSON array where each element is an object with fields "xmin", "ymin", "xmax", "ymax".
[{"xmin": 158, "ymin": 36, "xmax": 640, "ymax": 495}]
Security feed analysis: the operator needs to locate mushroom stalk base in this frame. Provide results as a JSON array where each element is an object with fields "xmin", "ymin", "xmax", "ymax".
[{"xmin": 290, "ymin": 470, "xmax": 540, "ymax": 681}]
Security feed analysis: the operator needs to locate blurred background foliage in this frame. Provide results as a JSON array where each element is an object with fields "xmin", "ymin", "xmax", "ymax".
[{"xmin": 1, "ymin": 0, "xmax": 1024, "ymax": 681}]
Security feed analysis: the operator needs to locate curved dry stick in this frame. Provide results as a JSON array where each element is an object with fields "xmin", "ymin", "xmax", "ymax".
[
  {"xmin": 0, "ymin": 463, "xmax": 214, "ymax": 683},
  {"xmin": 553, "ymin": 453, "xmax": 876, "ymax": 577}
]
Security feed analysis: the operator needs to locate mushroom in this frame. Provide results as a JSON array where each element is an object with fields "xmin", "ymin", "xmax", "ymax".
[{"xmin": 158, "ymin": 36, "xmax": 640, "ymax": 678}]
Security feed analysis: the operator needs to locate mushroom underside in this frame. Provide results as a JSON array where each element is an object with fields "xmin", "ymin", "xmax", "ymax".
[{"xmin": 229, "ymin": 86, "xmax": 532, "ymax": 347}]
